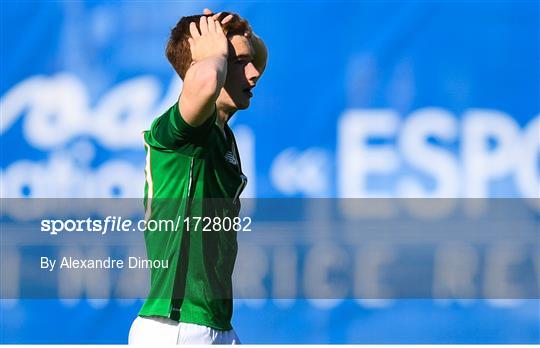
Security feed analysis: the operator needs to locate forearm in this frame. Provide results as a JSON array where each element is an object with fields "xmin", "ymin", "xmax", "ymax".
[
  {"xmin": 178, "ymin": 14, "xmax": 229, "ymax": 127},
  {"xmin": 179, "ymin": 54, "xmax": 228, "ymax": 126},
  {"xmin": 189, "ymin": 54, "xmax": 228, "ymax": 98}
]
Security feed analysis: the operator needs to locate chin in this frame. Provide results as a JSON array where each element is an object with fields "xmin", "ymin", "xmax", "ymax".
[{"xmin": 235, "ymin": 100, "xmax": 250, "ymax": 110}]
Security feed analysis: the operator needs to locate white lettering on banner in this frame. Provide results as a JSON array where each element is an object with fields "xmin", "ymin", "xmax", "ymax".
[
  {"xmin": 336, "ymin": 110, "xmax": 399, "ymax": 217},
  {"xmin": 2, "ymin": 244, "xmax": 536, "ymax": 309},
  {"xmin": 1, "ymin": 74, "xmax": 538, "ymax": 202},
  {"xmin": 58, "ymin": 247, "xmax": 110, "ymax": 309},
  {"xmin": 463, "ymin": 109, "xmax": 520, "ymax": 198},
  {"xmin": 1, "ymin": 156, "xmax": 143, "ymax": 200},
  {"xmin": 398, "ymin": 108, "xmax": 459, "ymax": 198},
  {"xmin": 516, "ymin": 116, "xmax": 540, "ymax": 204},
  {"xmin": 232, "ymin": 242, "xmax": 535, "ymax": 310},
  {"xmin": 0, "ymin": 73, "xmax": 256, "ymax": 199},
  {"xmin": 271, "ymin": 148, "xmax": 331, "ymax": 196},
  {"xmin": 432, "ymin": 243, "xmax": 478, "ymax": 302},
  {"xmin": 0, "ymin": 73, "xmax": 181, "ymax": 149},
  {"xmin": 354, "ymin": 244, "xmax": 395, "ymax": 308},
  {"xmin": 338, "ymin": 110, "xmax": 400, "ymax": 198},
  {"xmin": 484, "ymin": 243, "xmax": 528, "ymax": 303},
  {"xmin": 233, "ymin": 242, "xmax": 268, "ymax": 304},
  {"xmin": 272, "ymin": 246, "xmax": 297, "ymax": 304},
  {"xmin": 337, "ymin": 108, "xmax": 539, "ymax": 204},
  {"xmin": 304, "ymin": 244, "xmax": 347, "ymax": 308}
]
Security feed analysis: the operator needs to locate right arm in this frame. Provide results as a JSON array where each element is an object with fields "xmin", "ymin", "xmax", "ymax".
[{"xmin": 179, "ymin": 15, "xmax": 229, "ymax": 127}]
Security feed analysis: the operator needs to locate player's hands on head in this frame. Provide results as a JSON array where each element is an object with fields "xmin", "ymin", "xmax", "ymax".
[
  {"xmin": 188, "ymin": 14, "xmax": 229, "ymax": 63},
  {"xmin": 202, "ymin": 8, "xmax": 267, "ymax": 75},
  {"xmin": 203, "ymin": 9, "xmax": 234, "ymax": 24},
  {"xmin": 203, "ymin": 8, "xmax": 253, "ymax": 38}
]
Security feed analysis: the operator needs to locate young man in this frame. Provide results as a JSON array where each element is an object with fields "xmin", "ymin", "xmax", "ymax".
[{"xmin": 128, "ymin": 10, "xmax": 267, "ymax": 345}]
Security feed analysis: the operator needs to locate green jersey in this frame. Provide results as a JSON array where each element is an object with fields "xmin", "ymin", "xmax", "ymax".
[{"xmin": 139, "ymin": 103, "xmax": 247, "ymax": 330}]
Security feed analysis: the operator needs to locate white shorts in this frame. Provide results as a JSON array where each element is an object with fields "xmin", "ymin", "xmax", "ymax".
[{"xmin": 128, "ymin": 316, "xmax": 241, "ymax": 345}]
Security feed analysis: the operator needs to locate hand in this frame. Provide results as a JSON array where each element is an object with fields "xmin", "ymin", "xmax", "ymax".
[
  {"xmin": 203, "ymin": 9, "xmax": 236, "ymax": 33},
  {"xmin": 204, "ymin": 8, "xmax": 252, "ymax": 36},
  {"xmin": 188, "ymin": 15, "xmax": 228, "ymax": 63},
  {"xmin": 202, "ymin": 9, "xmax": 267, "ymax": 74},
  {"xmin": 203, "ymin": 9, "xmax": 233, "ymax": 23}
]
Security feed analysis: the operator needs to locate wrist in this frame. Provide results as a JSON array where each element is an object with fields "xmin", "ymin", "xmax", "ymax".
[{"xmin": 192, "ymin": 52, "xmax": 228, "ymax": 65}]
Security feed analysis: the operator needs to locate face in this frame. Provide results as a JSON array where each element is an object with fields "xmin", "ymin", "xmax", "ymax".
[{"xmin": 217, "ymin": 35, "xmax": 261, "ymax": 112}]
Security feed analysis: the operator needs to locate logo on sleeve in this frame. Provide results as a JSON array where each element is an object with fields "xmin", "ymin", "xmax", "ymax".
[{"xmin": 224, "ymin": 151, "xmax": 238, "ymax": 165}]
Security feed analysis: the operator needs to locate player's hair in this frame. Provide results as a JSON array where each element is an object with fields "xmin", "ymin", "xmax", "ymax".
[{"xmin": 166, "ymin": 13, "xmax": 252, "ymax": 80}]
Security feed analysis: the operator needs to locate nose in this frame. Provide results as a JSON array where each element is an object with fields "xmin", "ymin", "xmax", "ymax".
[{"xmin": 246, "ymin": 62, "xmax": 260, "ymax": 83}]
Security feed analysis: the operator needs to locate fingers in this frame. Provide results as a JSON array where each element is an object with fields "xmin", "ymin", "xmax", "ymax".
[
  {"xmin": 203, "ymin": 8, "xmax": 224, "ymax": 25},
  {"xmin": 207, "ymin": 15, "xmax": 216, "ymax": 33},
  {"xmin": 189, "ymin": 22, "xmax": 201, "ymax": 39},
  {"xmin": 192, "ymin": 15, "xmax": 224, "ymax": 39},
  {"xmin": 203, "ymin": 7, "xmax": 233, "ymax": 25},
  {"xmin": 221, "ymin": 14, "xmax": 233, "ymax": 24},
  {"xmin": 199, "ymin": 16, "xmax": 208, "ymax": 35},
  {"xmin": 215, "ymin": 20, "xmax": 224, "ymax": 35},
  {"xmin": 204, "ymin": 8, "xmax": 225, "ymax": 21},
  {"xmin": 193, "ymin": 11, "xmax": 241, "ymax": 38}
]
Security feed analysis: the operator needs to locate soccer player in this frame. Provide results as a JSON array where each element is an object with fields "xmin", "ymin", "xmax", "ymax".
[{"xmin": 128, "ymin": 10, "xmax": 267, "ymax": 345}]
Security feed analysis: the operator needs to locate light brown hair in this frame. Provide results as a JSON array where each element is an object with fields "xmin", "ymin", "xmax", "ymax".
[{"xmin": 166, "ymin": 13, "xmax": 252, "ymax": 80}]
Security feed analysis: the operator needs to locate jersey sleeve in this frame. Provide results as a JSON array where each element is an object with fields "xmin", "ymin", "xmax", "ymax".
[{"xmin": 147, "ymin": 103, "xmax": 216, "ymax": 149}]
